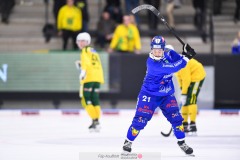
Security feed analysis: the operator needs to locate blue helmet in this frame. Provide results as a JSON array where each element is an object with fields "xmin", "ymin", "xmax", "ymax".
[{"xmin": 150, "ymin": 36, "xmax": 166, "ymax": 50}]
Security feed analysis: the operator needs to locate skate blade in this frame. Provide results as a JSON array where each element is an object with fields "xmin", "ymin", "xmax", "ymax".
[
  {"xmin": 186, "ymin": 132, "xmax": 197, "ymax": 137},
  {"xmin": 122, "ymin": 150, "xmax": 131, "ymax": 154},
  {"xmin": 95, "ymin": 125, "xmax": 101, "ymax": 132},
  {"xmin": 186, "ymin": 154, "xmax": 195, "ymax": 157},
  {"xmin": 89, "ymin": 125, "xmax": 101, "ymax": 132},
  {"xmin": 89, "ymin": 128, "xmax": 100, "ymax": 133}
]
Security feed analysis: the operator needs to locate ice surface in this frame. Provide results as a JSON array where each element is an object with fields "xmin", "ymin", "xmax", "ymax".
[{"xmin": 0, "ymin": 109, "xmax": 239, "ymax": 160}]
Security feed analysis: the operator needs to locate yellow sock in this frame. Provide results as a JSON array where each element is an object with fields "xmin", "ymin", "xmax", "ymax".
[
  {"xmin": 189, "ymin": 104, "xmax": 198, "ymax": 122},
  {"xmin": 181, "ymin": 106, "xmax": 189, "ymax": 123},
  {"xmin": 94, "ymin": 105, "xmax": 101, "ymax": 119},
  {"xmin": 85, "ymin": 105, "xmax": 98, "ymax": 119}
]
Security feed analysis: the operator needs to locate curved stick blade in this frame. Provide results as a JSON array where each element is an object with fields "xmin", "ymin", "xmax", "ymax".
[
  {"xmin": 161, "ymin": 128, "xmax": 172, "ymax": 137},
  {"xmin": 132, "ymin": 4, "xmax": 160, "ymax": 16}
]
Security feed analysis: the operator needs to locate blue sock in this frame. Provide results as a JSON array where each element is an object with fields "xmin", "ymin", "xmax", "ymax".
[
  {"xmin": 126, "ymin": 125, "xmax": 140, "ymax": 141},
  {"xmin": 173, "ymin": 124, "xmax": 185, "ymax": 140}
]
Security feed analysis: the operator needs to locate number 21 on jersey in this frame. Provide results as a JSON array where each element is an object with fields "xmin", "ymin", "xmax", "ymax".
[{"xmin": 142, "ymin": 95, "xmax": 151, "ymax": 102}]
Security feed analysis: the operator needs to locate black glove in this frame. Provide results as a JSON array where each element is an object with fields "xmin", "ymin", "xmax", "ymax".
[{"xmin": 182, "ymin": 44, "xmax": 196, "ymax": 59}]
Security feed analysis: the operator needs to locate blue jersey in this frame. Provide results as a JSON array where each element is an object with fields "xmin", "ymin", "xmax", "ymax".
[{"xmin": 141, "ymin": 50, "xmax": 187, "ymax": 96}]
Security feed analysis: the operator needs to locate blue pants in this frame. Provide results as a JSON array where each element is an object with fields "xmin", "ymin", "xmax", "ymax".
[{"xmin": 126, "ymin": 91, "xmax": 185, "ymax": 141}]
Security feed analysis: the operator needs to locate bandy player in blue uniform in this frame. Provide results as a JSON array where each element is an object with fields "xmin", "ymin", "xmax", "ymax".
[{"xmin": 122, "ymin": 36, "xmax": 196, "ymax": 155}]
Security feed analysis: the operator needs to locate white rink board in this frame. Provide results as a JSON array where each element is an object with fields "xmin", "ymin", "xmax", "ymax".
[{"xmin": 0, "ymin": 109, "xmax": 240, "ymax": 160}]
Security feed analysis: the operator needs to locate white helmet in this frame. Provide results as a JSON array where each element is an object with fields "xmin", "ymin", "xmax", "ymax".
[
  {"xmin": 76, "ymin": 32, "xmax": 91, "ymax": 45},
  {"xmin": 165, "ymin": 44, "xmax": 174, "ymax": 50}
]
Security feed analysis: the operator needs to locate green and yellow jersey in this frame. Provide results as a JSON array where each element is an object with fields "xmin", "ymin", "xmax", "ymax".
[
  {"xmin": 80, "ymin": 47, "xmax": 104, "ymax": 84},
  {"xmin": 110, "ymin": 24, "xmax": 141, "ymax": 52},
  {"xmin": 176, "ymin": 58, "xmax": 206, "ymax": 94},
  {"xmin": 57, "ymin": 5, "xmax": 82, "ymax": 31}
]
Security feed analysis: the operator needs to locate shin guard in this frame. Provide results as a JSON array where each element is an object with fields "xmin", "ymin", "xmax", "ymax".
[
  {"xmin": 85, "ymin": 105, "xmax": 98, "ymax": 119},
  {"xmin": 94, "ymin": 105, "xmax": 101, "ymax": 119},
  {"xmin": 181, "ymin": 106, "xmax": 189, "ymax": 123},
  {"xmin": 189, "ymin": 104, "xmax": 197, "ymax": 122}
]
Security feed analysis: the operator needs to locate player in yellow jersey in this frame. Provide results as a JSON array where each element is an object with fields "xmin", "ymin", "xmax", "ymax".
[
  {"xmin": 108, "ymin": 15, "xmax": 141, "ymax": 54},
  {"xmin": 75, "ymin": 32, "xmax": 104, "ymax": 132},
  {"xmin": 174, "ymin": 44, "xmax": 206, "ymax": 134}
]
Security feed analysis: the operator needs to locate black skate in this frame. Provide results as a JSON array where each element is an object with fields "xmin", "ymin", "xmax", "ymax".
[
  {"xmin": 188, "ymin": 121, "xmax": 197, "ymax": 136},
  {"xmin": 89, "ymin": 119, "xmax": 100, "ymax": 132},
  {"xmin": 189, "ymin": 121, "xmax": 197, "ymax": 132},
  {"xmin": 183, "ymin": 122, "xmax": 189, "ymax": 133},
  {"xmin": 123, "ymin": 140, "xmax": 132, "ymax": 153},
  {"xmin": 178, "ymin": 141, "xmax": 194, "ymax": 155}
]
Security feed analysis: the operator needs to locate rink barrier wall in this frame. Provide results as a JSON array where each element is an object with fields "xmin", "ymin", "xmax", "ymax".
[
  {"xmin": 103, "ymin": 54, "xmax": 240, "ymax": 109},
  {"xmin": 0, "ymin": 53, "xmax": 110, "ymax": 92},
  {"xmin": 0, "ymin": 109, "xmax": 239, "ymax": 116},
  {"xmin": 1, "ymin": 53, "xmax": 240, "ymax": 109}
]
